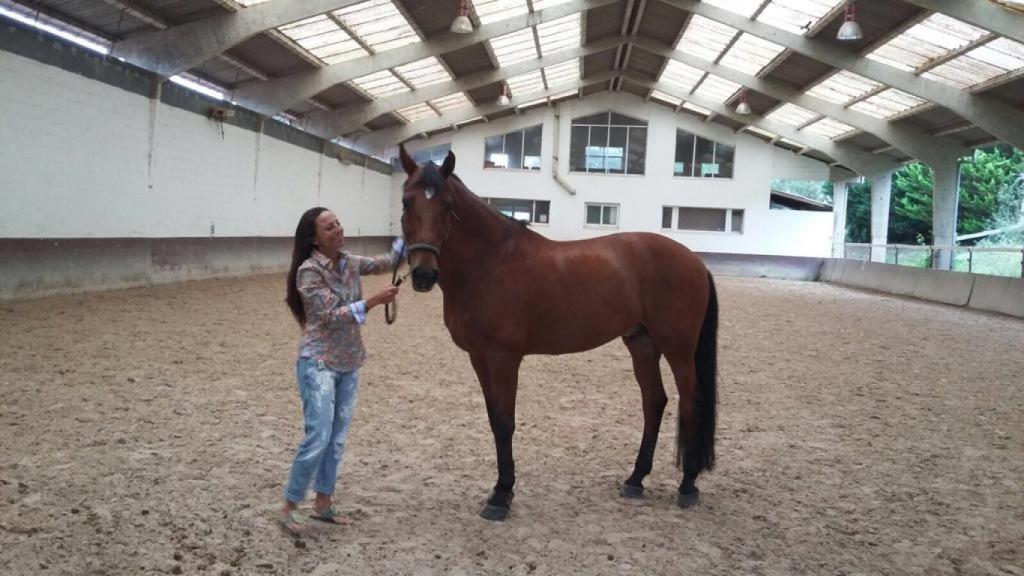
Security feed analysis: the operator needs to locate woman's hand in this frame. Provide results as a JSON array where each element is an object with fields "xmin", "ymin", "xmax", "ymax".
[{"xmin": 366, "ymin": 285, "xmax": 400, "ymax": 309}]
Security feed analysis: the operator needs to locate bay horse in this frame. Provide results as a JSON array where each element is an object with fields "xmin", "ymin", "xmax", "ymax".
[{"xmin": 397, "ymin": 145, "xmax": 718, "ymax": 521}]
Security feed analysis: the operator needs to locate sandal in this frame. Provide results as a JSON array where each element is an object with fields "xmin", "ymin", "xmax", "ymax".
[
  {"xmin": 310, "ymin": 506, "xmax": 353, "ymax": 526},
  {"xmin": 278, "ymin": 510, "xmax": 308, "ymax": 535}
]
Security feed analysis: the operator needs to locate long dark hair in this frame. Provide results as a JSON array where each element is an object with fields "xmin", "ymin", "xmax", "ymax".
[{"xmin": 286, "ymin": 207, "xmax": 328, "ymax": 327}]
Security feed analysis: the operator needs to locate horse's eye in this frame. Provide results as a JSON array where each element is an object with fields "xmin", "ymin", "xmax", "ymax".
[{"xmin": 401, "ymin": 198, "xmax": 411, "ymax": 210}]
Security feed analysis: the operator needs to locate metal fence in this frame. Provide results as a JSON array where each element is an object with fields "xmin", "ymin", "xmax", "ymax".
[{"xmin": 843, "ymin": 243, "xmax": 1024, "ymax": 278}]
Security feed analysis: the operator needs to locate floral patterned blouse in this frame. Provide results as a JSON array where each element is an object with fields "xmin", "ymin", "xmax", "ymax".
[{"xmin": 297, "ymin": 244, "xmax": 401, "ymax": 372}]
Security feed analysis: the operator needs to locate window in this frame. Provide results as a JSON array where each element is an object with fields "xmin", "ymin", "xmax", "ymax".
[
  {"xmin": 662, "ymin": 207, "xmax": 744, "ymax": 234},
  {"xmin": 482, "ymin": 197, "xmax": 550, "ymax": 224},
  {"xmin": 569, "ymin": 112, "xmax": 647, "ymax": 175},
  {"xmin": 411, "ymin": 143, "xmax": 450, "ymax": 165},
  {"xmin": 585, "ymin": 203, "xmax": 619, "ymax": 227},
  {"xmin": 484, "ymin": 125, "xmax": 542, "ymax": 170},
  {"xmin": 674, "ymin": 130, "xmax": 734, "ymax": 178}
]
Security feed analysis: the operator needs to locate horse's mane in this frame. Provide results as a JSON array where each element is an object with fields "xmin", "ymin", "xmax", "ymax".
[{"xmin": 420, "ymin": 162, "xmax": 528, "ymax": 229}]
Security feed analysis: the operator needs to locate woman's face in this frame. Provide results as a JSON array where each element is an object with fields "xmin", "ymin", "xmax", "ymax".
[{"xmin": 313, "ymin": 211, "xmax": 345, "ymax": 254}]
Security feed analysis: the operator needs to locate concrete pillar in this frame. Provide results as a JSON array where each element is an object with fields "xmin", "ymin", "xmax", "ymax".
[
  {"xmin": 870, "ymin": 170, "xmax": 894, "ymax": 262},
  {"xmin": 829, "ymin": 168, "xmax": 855, "ymax": 258},
  {"xmin": 930, "ymin": 160, "xmax": 961, "ymax": 270}
]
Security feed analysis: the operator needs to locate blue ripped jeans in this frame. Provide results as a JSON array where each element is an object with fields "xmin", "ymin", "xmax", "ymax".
[{"xmin": 283, "ymin": 358, "xmax": 360, "ymax": 504}]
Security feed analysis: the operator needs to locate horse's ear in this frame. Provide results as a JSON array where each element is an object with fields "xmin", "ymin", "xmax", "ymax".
[
  {"xmin": 398, "ymin": 143, "xmax": 417, "ymax": 176},
  {"xmin": 440, "ymin": 151, "xmax": 456, "ymax": 179}
]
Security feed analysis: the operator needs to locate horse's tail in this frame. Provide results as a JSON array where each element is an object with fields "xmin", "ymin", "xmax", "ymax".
[{"xmin": 677, "ymin": 271, "xmax": 718, "ymax": 472}]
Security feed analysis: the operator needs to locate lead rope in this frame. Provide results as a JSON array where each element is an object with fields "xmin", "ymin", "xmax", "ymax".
[{"xmin": 385, "ymin": 260, "xmax": 410, "ymax": 325}]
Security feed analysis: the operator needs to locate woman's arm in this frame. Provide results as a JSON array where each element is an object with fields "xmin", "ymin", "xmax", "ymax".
[{"xmin": 356, "ymin": 238, "xmax": 406, "ymax": 275}]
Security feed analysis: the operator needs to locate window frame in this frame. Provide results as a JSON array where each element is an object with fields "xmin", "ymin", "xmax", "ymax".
[
  {"xmin": 482, "ymin": 197, "xmax": 550, "ymax": 225},
  {"xmin": 673, "ymin": 129, "xmax": 735, "ymax": 179},
  {"xmin": 661, "ymin": 206, "xmax": 745, "ymax": 234},
  {"xmin": 483, "ymin": 125, "xmax": 543, "ymax": 171},
  {"xmin": 410, "ymin": 143, "xmax": 451, "ymax": 166},
  {"xmin": 569, "ymin": 111, "xmax": 647, "ymax": 176},
  {"xmin": 584, "ymin": 202, "xmax": 620, "ymax": 229}
]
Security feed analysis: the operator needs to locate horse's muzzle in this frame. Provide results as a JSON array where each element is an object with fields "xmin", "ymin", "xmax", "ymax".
[{"xmin": 411, "ymin": 266, "xmax": 439, "ymax": 292}]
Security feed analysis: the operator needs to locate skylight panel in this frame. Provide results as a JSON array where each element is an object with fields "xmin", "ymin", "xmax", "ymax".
[
  {"xmin": 805, "ymin": 71, "xmax": 883, "ymax": 105},
  {"xmin": 765, "ymin": 104, "xmax": 819, "ymax": 126},
  {"xmin": 537, "ymin": 13, "xmax": 580, "ymax": 55},
  {"xmin": 719, "ymin": 33, "xmax": 786, "ymax": 75},
  {"xmin": 430, "ymin": 92, "xmax": 473, "ymax": 113},
  {"xmin": 682, "ymin": 102, "xmax": 713, "ymax": 115},
  {"xmin": 675, "ymin": 15, "xmax": 738, "ymax": 62},
  {"xmin": 849, "ymin": 88, "xmax": 929, "ymax": 118},
  {"xmin": 472, "ymin": 0, "xmax": 529, "ymax": 25},
  {"xmin": 350, "ymin": 70, "xmax": 409, "ymax": 99},
  {"xmin": 394, "ymin": 57, "xmax": 452, "ymax": 89},
  {"xmin": 651, "ymin": 90, "xmax": 683, "ymax": 106},
  {"xmin": 506, "ymin": 69, "xmax": 545, "ymax": 96},
  {"xmin": 866, "ymin": 13, "xmax": 989, "ymax": 72},
  {"xmin": 693, "ymin": 74, "xmax": 742, "ymax": 102},
  {"xmin": 235, "ymin": 0, "xmax": 270, "ymax": 5},
  {"xmin": 543, "ymin": 59, "xmax": 580, "ymax": 88},
  {"xmin": 396, "ymin": 103, "xmax": 437, "ymax": 123},
  {"xmin": 490, "ymin": 27, "xmax": 538, "ymax": 66},
  {"xmin": 700, "ymin": 0, "xmax": 765, "ymax": 18},
  {"xmin": 922, "ymin": 38, "xmax": 1024, "ymax": 89},
  {"xmin": 532, "ymin": 0, "xmax": 575, "ymax": 11},
  {"xmin": 803, "ymin": 117, "xmax": 856, "ymax": 139},
  {"xmin": 279, "ymin": 15, "xmax": 368, "ymax": 65},
  {"xmin": 756, "ymin": 0, "xmax": 845, "ymax": 36},
  {"xmin": 334, "ymin": 0, "xmax": 419, "ymax": 53},
  {"xmin": 659, "ymin": 60, "xmax": 705, "ymax": 93}
]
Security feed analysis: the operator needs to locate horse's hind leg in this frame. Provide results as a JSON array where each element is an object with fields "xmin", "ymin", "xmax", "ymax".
[
  {"xmin": 661, "ymin": 349, "xmax": 702, "ymax": 508},
  {"xmin": 620, "ymin": 327, "xmax": 666, "ymax": 499}
]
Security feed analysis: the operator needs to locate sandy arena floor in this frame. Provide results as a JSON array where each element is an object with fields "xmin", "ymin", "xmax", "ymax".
[{"xmin": 0, "ymin": 273, "xmax": 1021, "ymax": 576}]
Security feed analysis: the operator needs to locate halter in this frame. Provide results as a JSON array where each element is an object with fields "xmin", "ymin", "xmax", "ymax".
[{"xmin": 385, "ymin": 205, "xmax": 459, "ymax": 325}]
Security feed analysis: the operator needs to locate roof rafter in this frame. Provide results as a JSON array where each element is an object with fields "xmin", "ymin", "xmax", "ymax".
[
  {"xmin": 110, "ymin": 0, "xmax": 368, "ymax": 78},
  {"xmin": 233, "ymin": 0, "xmax": 617, "ymax": 117},
  {"xmin": 301, "ymin": 35, "xmax": 625, "ymax": 138},
  {"xmin": 631, "ymin": 37, "xmax": 964, "ymax": 165},
  {"xmin": 621, "ymin": 71, "xmax": 897, "ymax": 176},
  {"xmin": 667, "ymin": 0, "xmax": 1024, "ymax": 151},
  {"xmin": 355, "ymin": 70, "xmax": 619, "ymax": 152}
]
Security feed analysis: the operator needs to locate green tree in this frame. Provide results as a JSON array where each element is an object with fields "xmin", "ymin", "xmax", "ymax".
[
  {"xmin": 845, "ymin": 181, "xmax": 871, "ymax": 243},
  {"xmin": 890, "ymin": 163, "xmax": 933, "ymax": 244},
  {"xmin": 960, "ymin": 145, "xmax": 1024, "ymax": 240}
]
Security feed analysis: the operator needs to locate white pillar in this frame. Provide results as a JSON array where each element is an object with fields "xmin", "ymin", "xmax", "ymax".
[
  {"xmin": 829, "ymin": 168, "xmax": 855, "ymax": 258},
  {"xmin": 870, "ymin": 170, "xmax": 894, "ymax": 262},
  {"xmin": 931, "ymin": 160, "xmax": 961, "ymax": 270}
]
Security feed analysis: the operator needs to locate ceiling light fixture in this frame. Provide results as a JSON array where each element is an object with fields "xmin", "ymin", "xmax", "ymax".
[
  {"xmin": 735, "ymin": 90, "xmax": 751, "ymax": 115},
  {"xmin": 450, "ymin": 0, "xmax": 473, "ymax": 34},
  {"xmin": 497, "ymin": 82, "xmax": 511, "ymax": 107},
  {"xmin": 837, "ymin": 2, "xmax": 864, "ymax": 41}
]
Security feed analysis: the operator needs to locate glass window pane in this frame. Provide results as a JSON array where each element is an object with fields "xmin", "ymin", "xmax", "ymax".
[
  {"xmin": 505, "ymin": 130, "xmax": 524, "ymax": 170},
  {"xmin": 607, "ymin": 127, "xmax": 627, "ymax": 174},
  {"xmin": 675, "ymin": 131, "xmax": 695, "ymax": 177},
  {"xmin": 587, "ymin": 126, "xmax": 609, "ymax": 172},
  {"xmin": 535, "ymin": 201, "xmax": 550, "ymax": 224},
  {"xmin": 695, "ymin": 136, "xmax": 716, "ymax": 177},
  {"xmin": 484, "ymin": 135, "xmax": 504, "ymax": 168},
  {"xmin": 610, "ymin": 112, "xmax": 645, "ymax": 126},
  {"xmin": 627, "ymin": 127, "xmax": 646, "ymax": 175},
  {"xmin": 730, "ymin": 209, "xmax": 744, "ymax": 233},
  {"xmin": 574, "ymin": 112, "xmax": 609, "ymax": 125},
  {"xmin": 603, "ymin": 205, "xmax": 618, "ymax": 225},
  {"xmin": 569, "ymin": 126, "xmax": 588, "ymax": 172},
  {"xmin": 586, "ymin": 204, "xmax": 602, "ymax": 224},
  {"xmin": 662, "ymin": 206, "xmax": 673, "ymax": 229},
  {"xmin": 523, "ymin": 125, "xmax": 542, "ymax": 170},
  {"xmin": 412, "ymin": 148, "xmax": 431, "ymax": 164},
  {"xmin": 430, "ymin": 143, "xmax": 451, "ymax": 164},
  {"xmin": 678, "ymin": 208, "xmax": 726, "ymax": 231},
  {"xmin": 716, "ymin": 143, "xmax": 735, "ymax": 178}
]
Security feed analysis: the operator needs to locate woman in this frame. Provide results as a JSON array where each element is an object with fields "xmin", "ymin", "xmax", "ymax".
[{"xmin": 280, "ymin": 206, "xmax": 402, "ymax": 533}]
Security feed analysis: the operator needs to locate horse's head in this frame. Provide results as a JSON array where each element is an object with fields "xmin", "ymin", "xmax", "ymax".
[{"xmin": 398, "ymin": 143, "xmax": 457, "ymax": 292}]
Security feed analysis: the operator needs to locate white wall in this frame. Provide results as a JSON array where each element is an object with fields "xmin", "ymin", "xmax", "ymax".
[
  {"xmin": 0, "ymin": 49, "xmax": 394, "ymax": 239},
  {"xmin": 398, "ymin": 92, "xmax": 834, "ymax": 257}
]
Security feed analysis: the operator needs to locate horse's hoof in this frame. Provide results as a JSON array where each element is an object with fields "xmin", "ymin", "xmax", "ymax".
[
  {"xmin": 619, "ymin": 483, "xmax": 645, "ymax": 499},
  {"xmin": 479, "ymin": 504, "xmax": 510, "ymax": 521},
  {"xmin": 676, "ymin": 487, "xmax": 700, "ymax": 509}
]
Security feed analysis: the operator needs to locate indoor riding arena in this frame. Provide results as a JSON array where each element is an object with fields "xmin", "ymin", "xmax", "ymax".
[{"xmin": 1, "ymin": 1, "xmax": 1022, "ymax": 576}]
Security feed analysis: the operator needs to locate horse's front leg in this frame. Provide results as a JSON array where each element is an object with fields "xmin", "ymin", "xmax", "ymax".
[{"xmin": 470, "ymin": 351, "xmax": 522, "ymax": 521}]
